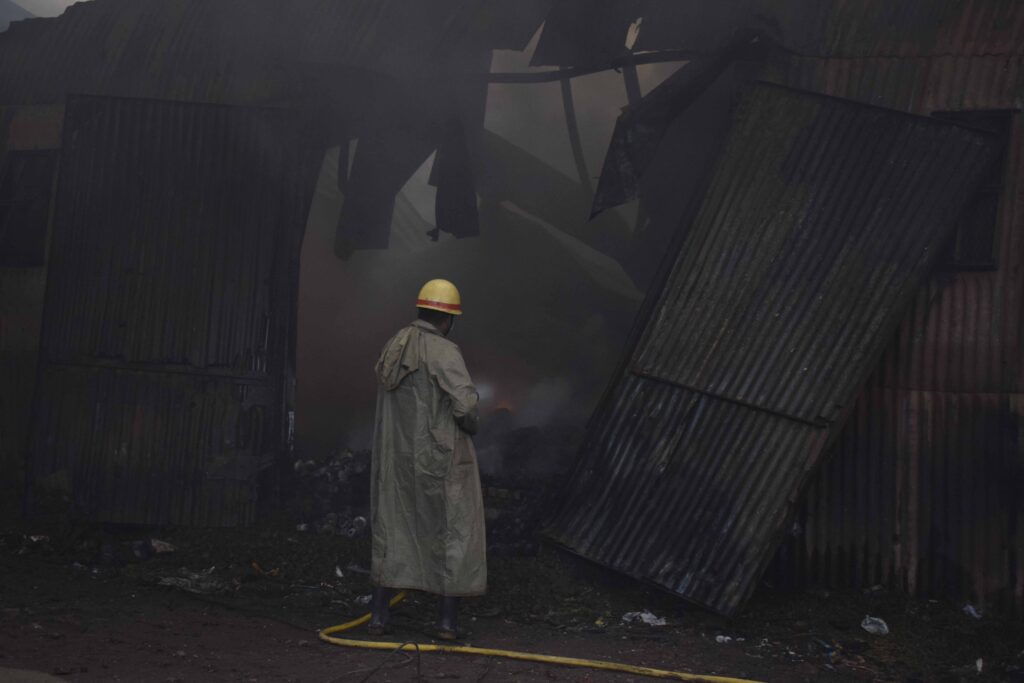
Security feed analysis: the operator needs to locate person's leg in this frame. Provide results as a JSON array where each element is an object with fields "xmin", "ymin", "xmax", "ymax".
[
  {"xmin": 435, "ymin": 595, "xmax": 460, "ymax": 639},
  {"xmin": 367, "ymin": 586, "xmax": 392, "ymax": 635}
]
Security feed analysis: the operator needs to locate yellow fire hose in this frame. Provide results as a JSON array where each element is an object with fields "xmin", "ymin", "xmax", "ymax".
[{"xmin": 319, "ymin": 592, "xmax": 763, "ymax": 683}]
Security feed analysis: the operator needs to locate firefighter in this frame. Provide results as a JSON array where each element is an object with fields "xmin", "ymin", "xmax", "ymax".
[{"xmin": 367, "ymin": 279, "xmax": 486, "ymax": 640}]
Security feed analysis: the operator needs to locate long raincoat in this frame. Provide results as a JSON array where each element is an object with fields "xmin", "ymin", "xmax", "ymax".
[{"xmin": 370, "ymin": 319, "xmax": 487, "ymax": 596}]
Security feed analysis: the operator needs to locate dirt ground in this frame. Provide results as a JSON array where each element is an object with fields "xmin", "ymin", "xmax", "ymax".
[{"xmin": 1, "ymin": 524, "xmax": 1022, "ymax": 683}]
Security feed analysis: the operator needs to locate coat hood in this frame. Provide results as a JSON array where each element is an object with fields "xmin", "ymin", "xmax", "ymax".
[{"xmin": 375, "ymin": 321, "xmax": 442, "ymax": 390}]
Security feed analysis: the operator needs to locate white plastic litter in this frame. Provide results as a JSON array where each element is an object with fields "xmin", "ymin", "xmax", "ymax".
[
  {"xmin": 355, "ymin": 594, "xmax": 373, "ymax": 606},
  {"xmin": 861, "ymin": 615, "xmax": 890, "ymax": 635},
  {"xmin": 963, "ymin": 604, "xmax": 983, "ymax": 619},
  {"xmin": 334, "ymin": 566, "xmax": 344, "ymax": 579},
  {"xmin": 976, "ymin": 658, "xmax": 983, "ymax": 673},
  {"xmin": 621, "ymin": 610, "xmax": 667, "ymax": 627},
  {"xmin": 715, "ymin": 635, "xmax": 733, "ymax": 644}
]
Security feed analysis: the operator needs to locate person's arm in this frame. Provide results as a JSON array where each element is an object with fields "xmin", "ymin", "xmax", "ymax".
[{"xmin": 433, "ymin": 345, "xmax": 480, "ymax": 435}]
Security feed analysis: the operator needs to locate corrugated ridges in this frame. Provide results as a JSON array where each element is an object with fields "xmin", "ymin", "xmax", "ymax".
[
  {"xmin": 547, "ymin": 373, "xmax": 825, "ymax": 615},
  {"xmin": 790, "ymin": 384, "xmax": 1024, "ymax": 615},
  {"xmin": 31, "ymin": 365, "xmax": 264, "ymax": 526},
  {"xmin": 546, "ymin": 83, "xmax": 999, "ymax": 615},
  {"xmin": 43, "ymin": 96, "xmax": 291, "ymax": 372},
  {"xmin": 763, "ymin": 57, "xmax": 1024, "ymax": 615},
  {"xmin": 634, "ymin": 83, "xmax": 998, "ymax": 424},
  {"xmin": 29, "ymin": 95, "xmax": 313, "ymax": 525}
]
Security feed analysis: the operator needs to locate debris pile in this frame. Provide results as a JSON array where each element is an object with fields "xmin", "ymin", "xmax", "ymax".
[
  {"xmin": 292, "ymin": 449, "xmax": 371, "ymax": 538},
  {"xmin": 478, "ymin": 420, "xmax": 581, "ymax": 557}
]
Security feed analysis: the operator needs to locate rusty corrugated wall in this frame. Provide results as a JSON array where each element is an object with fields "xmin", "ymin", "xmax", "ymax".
[
  {"xmin": 28, "ymin": 95, "xmax": 315, "ymax": 526},
  {"xmin": 545, "ymin": 82, "xmax": 999, "ymax": 616},
  {"xmin": 530, "ymin": 0, "xmax": 1024, "ymax": 615},
  {"xmin": 761, "ymin": 49, "xmax": 1024, "ymax": 614}
]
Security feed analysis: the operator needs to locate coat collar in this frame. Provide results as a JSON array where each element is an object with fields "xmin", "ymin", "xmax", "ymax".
[{"xmin": 410, "ymin": 319, "xmax": 444, "ymax": 336}]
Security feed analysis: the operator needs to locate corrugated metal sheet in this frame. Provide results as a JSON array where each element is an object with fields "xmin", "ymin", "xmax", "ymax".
[
  {"xmin": 632, "ymin": 85, "xmax": 999, "ymax": 425},
  {"xmin": 0, "ymin": 0, "xmax": 550, "ymax": 105},
  {"xmin": 545, "ymin": 82, "xmax": 1000, "ymax": 615},
  {"xmin": 532, "ymin": 0, "xmax": 1024, "ymax": 66},
  {"xmin": 0, "ymin": 268, "xmax": 47, "ymax": 518},
  {"xmin": 29, "ymin": 95, "xmax": 316, "ymax": 526},
  {"xmin": 761, "ymin": 56, "xmax": 1024, "ymax": 613},
  {"xmin": 547, "ymin": 373, "xmax": 826, "ymax": 615}
]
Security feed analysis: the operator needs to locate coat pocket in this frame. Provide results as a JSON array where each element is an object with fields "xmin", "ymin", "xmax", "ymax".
[{"xmin": 417, "ymin": 425, "xmax": 454, "ymax": 478}]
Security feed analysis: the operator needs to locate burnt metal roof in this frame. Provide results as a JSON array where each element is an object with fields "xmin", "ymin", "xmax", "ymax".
[
  {"xmin": 532, "ymin": 0, "xmax": 1024, "ymax": 66},
  {"xmin": 544, "ymin": 82, "xmax": 1000, "ymax": 615},
  {"xmin": 0, "ymin": 0, "xmax": 549, "ymax": 104}
]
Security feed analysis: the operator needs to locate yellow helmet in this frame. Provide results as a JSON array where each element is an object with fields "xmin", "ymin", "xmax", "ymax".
[{"xmin": 416, "ymin": 279, "xmax": 463, "ymax": 316}]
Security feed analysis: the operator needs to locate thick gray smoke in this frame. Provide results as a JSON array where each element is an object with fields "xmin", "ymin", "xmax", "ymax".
[{"xmin": 295, "ymin": 42, "xmax": 686, "ymax": 480}]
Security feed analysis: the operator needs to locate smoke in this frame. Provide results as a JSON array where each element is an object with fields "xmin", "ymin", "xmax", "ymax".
[
  {"xmin": 294, "ymin": 43, "xmax": 689, "ymax": 481},
  {"xmin": 10, "ymin": 0, "xmax": 80, "ymax": 17}
]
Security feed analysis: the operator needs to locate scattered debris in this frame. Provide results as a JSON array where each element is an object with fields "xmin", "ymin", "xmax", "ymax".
[
  {"xmin": 158, "ymin": 567, "xmax": 234, "ymax": 595},
  {"xmin": 292, "ymin": 450, "xmax": 372, "ymax": 538},
  {"xmin": 150, "ymin": 539, "xmax": 176, "ymax": 554},
  {"xmin": 355, "ymin": 594, "xmax": 372, "ymax": 606},
  {"xmin": 963, "ymin": 604, "xmax": 983, "ymax": 620},
  {"xmin": 860, "ymin": 616, "xmax": 889, "ymax": 636},
  {"xmin": 621, "ymin": 610, "xmax": 666, "ymax": 627},
  {"xmin": 250, "ymin": 561, "xmax": 280, "ymax": 577},
  {"xmin": 334, "ymin": 566, "xmax": 345, "ymax": 579},
  {"xmin": 976, "ymin": 658, "xmax": 983, "ymax": 674},
  {"xmin": 716, "ymin": 635, "xmax": 733, "ymax": 644},
  {"xmin": 132, "ymin": 538, "xmax": 177, "ymax": 560}
]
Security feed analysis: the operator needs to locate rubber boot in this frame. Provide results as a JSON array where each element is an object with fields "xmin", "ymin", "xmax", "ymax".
[
  {"xmin": 434, "ymin": 596, "xmax": 460, "ymax": 640},
  {"xmin": 367, "ymin": 587, "xmax": 392, "ymax": 636}
]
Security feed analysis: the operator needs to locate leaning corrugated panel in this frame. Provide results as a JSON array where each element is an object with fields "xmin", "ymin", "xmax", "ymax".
[{"xmin": 545, "ymin": 82, "xmax": 1000, "ymax": 615}]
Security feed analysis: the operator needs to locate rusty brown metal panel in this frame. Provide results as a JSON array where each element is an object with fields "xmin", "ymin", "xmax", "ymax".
[
  {"xmin": 766, "ymin": 55, "xmax": 1024, "ymax": 114},
  {"xmin": 546, "ymin": 83, "xmax": 1000, "ymax": 615},
  {"xmin": 29, "ymin": 95, "xmax": 313, "ymax": 526},
  {"xmin": 759, "ymin": 55, "xmax": 1024, "ymax": 614},
  {"xmin": 773, "ymin": 109, "xmax": 1024, "ymax": 615},
  {"xmin": 794, "ymin": 386, "xmax": 1024, "ymax": 615}
]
